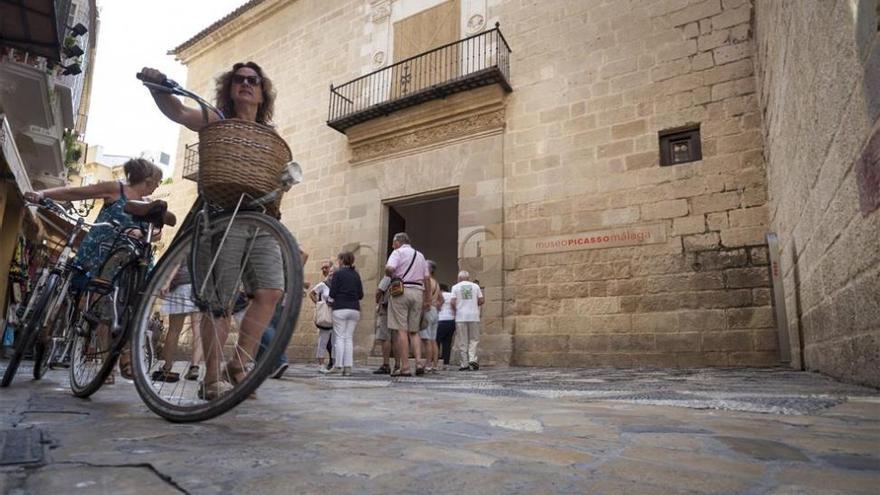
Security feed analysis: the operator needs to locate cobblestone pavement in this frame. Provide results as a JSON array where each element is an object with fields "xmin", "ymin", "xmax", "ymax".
[{"xmin": 1, "ymin": 362, "xmax": 879, "ymax": 494}]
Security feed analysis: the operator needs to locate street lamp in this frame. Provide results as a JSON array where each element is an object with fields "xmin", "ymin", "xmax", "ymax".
[
  {"xmin": 61, "ymin": 63, "xmax": 81, "ymax": 76},
  {"xmin": 67, "ymin": 23, "xmax": 88, "ymax": 37},
  {"xmin": 62, "ymin": 44, "xmax": 84, "ymax": 58}
]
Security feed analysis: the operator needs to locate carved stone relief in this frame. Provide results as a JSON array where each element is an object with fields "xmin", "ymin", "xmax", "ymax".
[
  {"xmin": 370, "ymin": 0, "xmax": 391, "ymax": 22},
  {"xmin": 350, "ymin": 109, "xmax": 505, "ymax": 162},
  {"xmin": 466, "ymin": 14, "xmax": 485, "ymax": 34}
]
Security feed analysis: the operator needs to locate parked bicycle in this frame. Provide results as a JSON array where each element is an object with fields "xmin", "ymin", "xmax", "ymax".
[
  {"xmin": 67, "ymin": 198, "xmax": 177, "ymax": 397},
  {"xmin": 0, "ymin": 198, "xmax": 174, "ymax": 390},
  {"xmin": 130, "ymin": 72, "xmax": 304, "ymax": 422},
  {"xmin": 1, "ymin": 200, "xmax": 82, "ymax": 386}
]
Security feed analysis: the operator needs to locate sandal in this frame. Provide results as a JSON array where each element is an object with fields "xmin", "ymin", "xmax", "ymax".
[
  {"xmin": 391, "ymin": 369, "xmax": 412, "ymax": 377},
  {"xmin": 151, "ymin": 369, "xmax": 180, "ymax": 383},
  {"xmin": 184, "ymin": 365, "xmax": 200, "ymax": 381},
  {"xmin": 223, "ymin": 360, "xmax": 248, "ymax": 386},
  {"xmin": 104, "ymin": 373, "xmax": 115, "ymax": 385},
  {"xmin": 223, "ymin": 360, "xmax": 257, "ymax": 399},
  {"xmin": 198, "ymin": 380, "xmax": 234, "ymax": 401},
  {"xmin": 118, "ymin": 353, "xmax": 133, "ymax": 380},
  {"xmin": 415, "ymin": 366, "xmax": 425, "ymax": 376}
]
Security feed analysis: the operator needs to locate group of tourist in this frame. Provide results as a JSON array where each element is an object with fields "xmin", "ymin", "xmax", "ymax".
[{"xmin": 321, "ymin": 232, "xmax": 485, "ymax": 377}]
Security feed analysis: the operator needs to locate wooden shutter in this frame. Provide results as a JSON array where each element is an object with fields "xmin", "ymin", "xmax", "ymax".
[{"xmin": 391, "ymin": 0, "xmax": 460, "ymax": 98}]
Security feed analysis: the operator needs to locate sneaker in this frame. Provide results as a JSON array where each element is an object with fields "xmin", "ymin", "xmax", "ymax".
[
  {"xmin": 342, "ymin": 366, "xmax": 352, "ymax": 376},
  {"xmin": 185, "ymin": 365, "xmax": 200, "ymax": 381},
  {"xmin": 469, "ymin": 362, "xmax": 479, "ymax": 371},
  {"xmin": 373, "ymin": 364, "xmax": 391, "ymax": 375},
  {"xmin": 271, "ymin": 363, "xmax": 289, "ymax": 379},
  {"xmin": 320, "ymin": 367, "xmax": 341, "ymax": 375},
  {"xmin": 458, "ymin": 366, "xmax": 470, "ymax": 371}
]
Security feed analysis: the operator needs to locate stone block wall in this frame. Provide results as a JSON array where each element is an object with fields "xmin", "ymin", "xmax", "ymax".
[
  {"xmin": 494, "ymin": 0, "xmax": 778, "ymax": 367},
  {"xmin": 754, "ymin": 0, "xmax": 880, "ymax": 386}
]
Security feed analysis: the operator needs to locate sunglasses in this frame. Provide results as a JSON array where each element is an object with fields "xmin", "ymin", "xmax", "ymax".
[{"xmin": 231, "ymin": 74, "xmax": 262, "ymax": 86}]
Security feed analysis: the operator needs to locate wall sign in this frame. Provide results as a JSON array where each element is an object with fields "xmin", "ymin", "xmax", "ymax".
[{"xmin": 520, "ymin": 224, "xmax": 667, "ymax": 255}]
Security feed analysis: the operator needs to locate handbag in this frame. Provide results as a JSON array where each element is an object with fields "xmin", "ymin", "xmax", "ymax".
[
  {"xmin": 314, "ymin": 299, "xmax": 333, "ymax": 328},
  {"xmin": 389, "ymin": 250, "xmax": 419, "ymax": 297}
]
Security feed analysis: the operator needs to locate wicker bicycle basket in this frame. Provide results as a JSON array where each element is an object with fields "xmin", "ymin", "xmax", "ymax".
[{"xmin": 197, "ymin": 119, "xmax": 292, "ymax": 211}]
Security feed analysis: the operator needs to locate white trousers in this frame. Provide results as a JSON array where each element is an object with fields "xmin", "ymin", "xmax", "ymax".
[
  {"xmin": 455, "ymin": 321, "xmax": 481, "ymax": 366},
  {"xmin": 332, "ymin": 309, "xmax": 360, "ymax": 368},
  {"xmin": 315, "ymin": 328, "xmax": 332, "ymax": 358}
]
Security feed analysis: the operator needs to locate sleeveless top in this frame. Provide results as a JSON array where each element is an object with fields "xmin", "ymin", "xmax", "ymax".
[{"xmin": 74, "ymin": 182, "xmax": 144, "ymax": 272}]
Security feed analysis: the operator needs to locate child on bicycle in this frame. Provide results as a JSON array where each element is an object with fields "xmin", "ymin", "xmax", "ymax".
[{"xmin": 24, "ymin": 158, "xmax": 164, "ymax": 380}]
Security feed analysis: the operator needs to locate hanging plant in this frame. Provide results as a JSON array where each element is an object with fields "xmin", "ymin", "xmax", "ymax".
[{"xmin": 63, "ymin": 130, "xmax": 83, "ymax": 176}]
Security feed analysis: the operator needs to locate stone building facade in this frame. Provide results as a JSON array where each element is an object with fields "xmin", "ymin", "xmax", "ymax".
[
  {"xmin": 159, "ymin": 0, "xmax": 877, "ymax": 379},
  {"xmin": 755, "ymin": 0, "xmax": 880, "ymax": 387}
]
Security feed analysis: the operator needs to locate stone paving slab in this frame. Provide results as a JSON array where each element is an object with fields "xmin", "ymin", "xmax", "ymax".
[{"xmin": 0, "ymin": 362, "xmax": 878, "ymax": 494}]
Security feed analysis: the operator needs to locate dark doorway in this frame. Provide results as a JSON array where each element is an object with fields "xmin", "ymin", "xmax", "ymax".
[{"xmin": 385, "ymin": 191, "xmax": 459, "ymax": 288}]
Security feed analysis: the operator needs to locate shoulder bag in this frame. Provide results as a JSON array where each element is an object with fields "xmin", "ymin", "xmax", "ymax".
[
  {"xmin": 389, "ymin": 250, "xmax": 418, "ymax": 297},
  {"xmin": 314, "ymin": 292, "xmax": 333, "ymax": 328}
]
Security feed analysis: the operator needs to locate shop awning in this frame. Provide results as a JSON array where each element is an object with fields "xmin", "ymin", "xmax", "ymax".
[{"xmin": 0, "ymin": 0, "xmax": 65, "ymax": 62}]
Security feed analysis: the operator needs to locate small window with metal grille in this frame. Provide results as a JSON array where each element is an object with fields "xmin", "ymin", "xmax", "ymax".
[{"xmin": 659, "ymin": 125, "xmax": 702, "ymax": 166}]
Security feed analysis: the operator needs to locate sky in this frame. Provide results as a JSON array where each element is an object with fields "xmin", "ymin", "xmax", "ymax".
[{"xmin": 84, "ymin": 0, "xmax": 248, "ymax": 175}]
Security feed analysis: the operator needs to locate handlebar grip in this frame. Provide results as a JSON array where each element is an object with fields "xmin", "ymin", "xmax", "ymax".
[{"xmin": 136, "ymin": 72, "xmax": 179, "ymax": 90}]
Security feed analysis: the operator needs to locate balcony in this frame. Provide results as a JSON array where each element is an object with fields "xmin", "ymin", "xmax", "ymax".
[
  {"xmin": 0, "ymin": 0, "xmax": 71, "ymax": 61},
  {"xmin": 0, "ymin": 51, "xmax": 72, "ymax": 189},
  {"xmin": 327, "ymin": 24, "xmax": 512, "ymax": 134},
  {"xmin": 182, "ymin": 142, "xmax": 199, "ymax": 181}
]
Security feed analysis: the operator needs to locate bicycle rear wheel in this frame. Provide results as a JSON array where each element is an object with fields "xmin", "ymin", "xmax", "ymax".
[
  {"xmin": 69, "ymin": 249, "xmax": 139, "ymax": 398},
  {"xmin": 1, "ymin": 274, "xmax": 59, "ymax": 387},
  {"xmin": 131, "ymin": 210, "xmax": 303, "ymax": 422}
]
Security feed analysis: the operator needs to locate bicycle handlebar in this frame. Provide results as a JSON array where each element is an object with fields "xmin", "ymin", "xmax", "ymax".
[
  {"xmin": 31, "ymin": 198, "xmax": 117, "ymax": 231},
  {"xmin": 136, "ymin": 72, "xmax": 225, "ymax": 121}
]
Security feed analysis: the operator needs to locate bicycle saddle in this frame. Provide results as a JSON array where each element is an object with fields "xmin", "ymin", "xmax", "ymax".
[{"xmin": 124, "ymin": 200, "xmax": 177, "ymax": 227}]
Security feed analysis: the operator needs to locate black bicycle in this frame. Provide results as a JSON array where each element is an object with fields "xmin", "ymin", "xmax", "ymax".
[
  {"xmin": 0, "ymin": 199, "xmax": 114, "ymax": 387},
  {"xmin": 129, "ymin": 74, "xmax": 304, "ymax": 422},
  {"xmin": 66, "ymin": 198, "xmax": 177, "ymax": 398}
]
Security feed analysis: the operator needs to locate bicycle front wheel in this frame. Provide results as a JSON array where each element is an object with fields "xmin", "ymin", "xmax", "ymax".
[
  {"xmin": 1, "ymin": 273, "xmax": 60, "ymax": 387},
  {"xmin": 131, "ymin": 211, "xmax": 303, "ymax": 422},
  {"xmin": 69, "ymin": 249, "xmax": 139, "ymax": 397},
  {"xmin": 43, "ymin": 291, "xmax": 76, "ymax": 373}
]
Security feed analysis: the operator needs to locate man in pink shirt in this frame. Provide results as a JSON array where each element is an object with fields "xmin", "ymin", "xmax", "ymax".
[{"xmin": 384, "ymin": 232, "xmax": 431, "ymax": 376}]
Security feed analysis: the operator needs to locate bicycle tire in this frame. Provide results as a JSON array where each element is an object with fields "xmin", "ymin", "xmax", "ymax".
[
  {"xmin": 32, "ymin": 340, "xmax": 50, "ymax": 380},
  {"xmin": 44, "ymin": 293, "xmax": 75, "ymax": 371},
  {"xmin": 131, "ymin": 211, "xmax": 303, "ymax": 422},
  {"xmin": 69, "ymin": 249, "xmax": 140, "ymax": 398},
  {"xmin": 1, "ymin": 274, "xmax": 60, "ymax": 387}
]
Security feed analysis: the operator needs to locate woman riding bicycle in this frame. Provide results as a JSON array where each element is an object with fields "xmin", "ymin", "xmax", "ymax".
[
  {"xmin": 139, "ymin": 62, "xmax": 286, "ymax": 399},
  {"xmin": 24, "ymin": 158, "xmax": 163, "ymax": 381}
]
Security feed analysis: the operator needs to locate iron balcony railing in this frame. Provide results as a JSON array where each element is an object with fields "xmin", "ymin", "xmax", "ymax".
[
  {"xmin": 182, "ymin": 142, "xmax": 198, "ymax": 181},
  {"xmin": 327, "ymin": 23, "xmax": 512, "ymax": 133}
]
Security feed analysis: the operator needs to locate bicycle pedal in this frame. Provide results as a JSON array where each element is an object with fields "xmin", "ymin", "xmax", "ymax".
[
  {"xmin": 86, "ymin": 278, "xmax": 114, "ymax": 295},
  {"xmin": 82, "ymin": 312, "xmax": 100, "ymax": 326}
]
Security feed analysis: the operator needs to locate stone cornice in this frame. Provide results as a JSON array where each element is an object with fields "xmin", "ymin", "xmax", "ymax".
[
  {"xmin": 347, "ymin": 84, "xmax": 508, "ymax": 163},
  {"xmin": 171, "ymin": 0, "xmax": 293, "ymax": 65}
]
